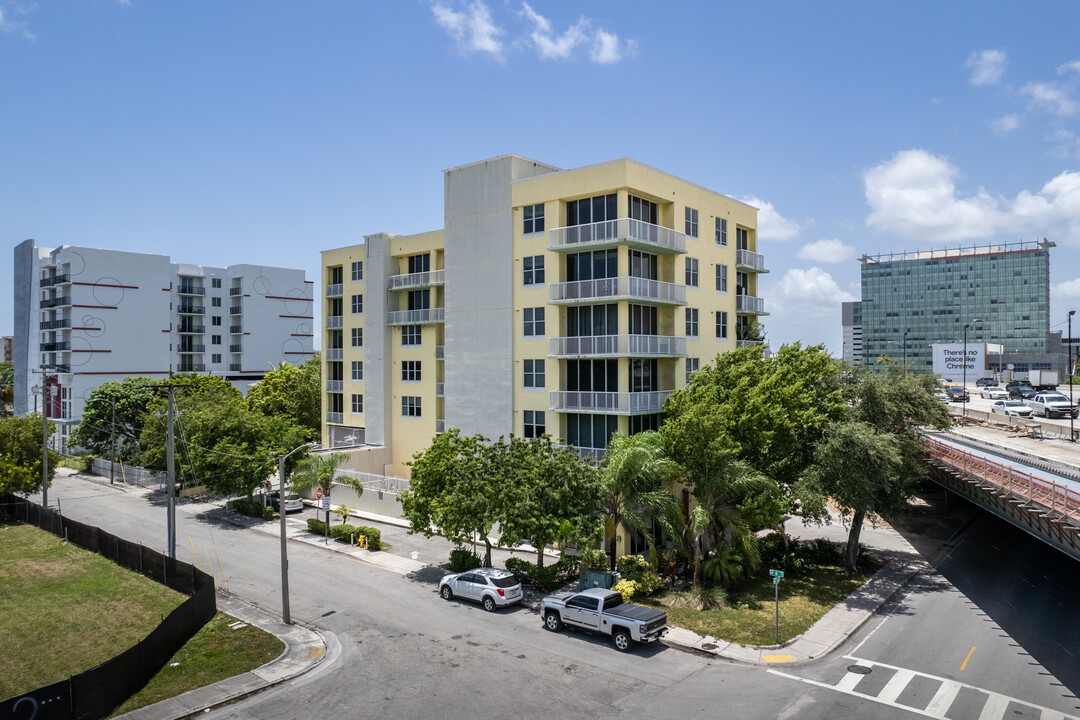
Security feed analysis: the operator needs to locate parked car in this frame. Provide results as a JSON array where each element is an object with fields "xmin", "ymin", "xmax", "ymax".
[
  {"xmin": 541, "ymin": 588, "xmax": 668, "ymax": 652},
  {"xmin": 944, "ymin": 386, "xmax": 969, "ymax": 403},
  {"xmin": 934, "ymin": 389, "xmax": 949, "ymax": 403},
  {"xmin": 979, "ymin": 386, "xmax": 1008, "ymax": 399},
  {"xmin": 439, "ymin": 567, "xmax": 523, "ymax": 612},
  {"xmin": 990, "ymin": 399, "xmax": 1034, "ymax": 418},
  {"xmin": 975, "ymin": 377, "xmax": 997, "ymax": 387},
  {"xmin": 1024, "ymin": 392, "xmax": 1079, "ymax": 419},
  {"xmin": 268, "ymin": 491, "xmax": 304, "ymax": 513},
  {"xmin": 1008, "ymin": 385, "xmax": 1037, "ymax": 400}
]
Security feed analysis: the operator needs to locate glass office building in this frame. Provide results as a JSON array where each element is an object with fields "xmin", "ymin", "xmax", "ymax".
[{"xmin": 859, "ymin": 240, "xmax": 1055, "ymax": 373}]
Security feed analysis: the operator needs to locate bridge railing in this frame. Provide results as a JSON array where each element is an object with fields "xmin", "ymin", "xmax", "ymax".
[{"xmin": 924, "ymin": 437, "xmax": 1080, "ymax": 522}]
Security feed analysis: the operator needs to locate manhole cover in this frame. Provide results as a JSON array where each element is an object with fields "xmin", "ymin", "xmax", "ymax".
[
  {"xmin": 847, "ymin": 665, "xmax": 872, "ymax": 675},
  {"xmin": 701, "ymin": 643, "xmax": 718, "ymax": 651}
]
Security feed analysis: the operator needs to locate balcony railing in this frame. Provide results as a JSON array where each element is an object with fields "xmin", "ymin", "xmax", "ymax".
[
  {"xmin": 178, "ymin": 363, "xmax": 206, "ymax": 372},
  {"xmin": 737, "ymin": 339, "xmax": 766, "ymax": 348},
  {"xmin": 178, "ymin": 285, "xmax": 206, "ymax": 295},
  {"xmin": 736, "ymin": 249, "xmax": 768, "ymax": 273},
  {"xmin": 435, "ymin": 345, "xmax": 445, "ymax": 360},
  {"xmin": 549, "ymin": 218, "xmax": 687, "ymax": 254},
  {"xmin": 735, "ymin": 294, "xmax": 767, "ymax": 315},
  {"xmin": 388, "ymin": 269, "xmax": 445, "ymax": 291},
  {"xmin": 178, "ymin": 305, "xmax": 205, "ymax": 315},
  {"xmin": 549, "ymin": 334, "xmax": 686, "ymax": 358},
  {"xmin": 549, "ymin": 276, "xmax": 686, "ymax": 306},
  {"xmin": 327, "ymin": 315, "xmax": 343, "ymax": 329},
  {"xmin": 326, "ymin": 283, "xmax": 343, "ymax": 297},
  {"xmin": 327, "ymin": 412, "xmax": 344, "ymax": 424},
  {"xmin": 39, "ymin": 296, "xmax": 71, "ymax": 309},
  {"xmin": 39, "ymin": 274, "xmax": 70, "ymax": 287},
  {"xmin": 436, "ymin": 383, "xmax": 445, "ymax": 397},
  {"xmin": 230, "ymin": 325, "xmax": 243, "ymax": 334},
  {"xmin": 549, "ymin": 390, "xmax": 672, "ymax": 414},
  {"xmin": 229, "ymin": 344, "xmax": 242, "ymax": 353},
  {"xmin": 387, "ymin": 308, "xmax": 445, "ymax": 326},
  {"xmin": 178, "ymin": 325, "xmax": 205, "ymax": 334},
  {"xmin": 53, "ymin": 364, "xmax": 71, "ymax": 374},
  {"xmin": 229, "ymin": 306, "xmax": 243, "ymax": 315},
  {"xmin": 325, "ymin": 348, "xmax": 343, "ymax": 360},
  {"xmin": 229, "ymin": 287, "xmax": 242, "ymax": 296},
  {"xmin": 178, "ymin": 345, "xmax": 205, "ymax": 353},
  {"xmin": 557, "ymin": 445, "xmax": 605, "ymax": 463},
  {"xmin": 327, "ymin": 380, "xmax": 343, "ymax": 392},
  {"xmin": 229, "ymin": 363, "xmax": 242, "ymax": 371},
  {"xmin": 39, "ymin": 319, "xmax": 71, "ymax": 331},
  {"xmin": 41, "ymin": 342, "xmax": 70, "ymax": 352},
  {"xmin": 435, "ymin": 418, "xmax": 446, "ymax": 434}
]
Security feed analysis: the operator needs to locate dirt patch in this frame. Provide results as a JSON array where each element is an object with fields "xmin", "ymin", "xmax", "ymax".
[{"xmin": 0, "ymin": 557, "xmax": 80, "ymax": 580}]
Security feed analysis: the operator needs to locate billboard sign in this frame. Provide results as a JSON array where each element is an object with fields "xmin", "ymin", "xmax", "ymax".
[{"xmin": 932, "ymin": 343, "xmax": 986, "ymax": 383}]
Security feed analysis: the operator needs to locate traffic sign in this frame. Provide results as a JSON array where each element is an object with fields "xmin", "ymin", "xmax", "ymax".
[
  {"xmin": 266, "ymin": 481, "xmax": 272, "ymax": 492},
  {"xmin": 773, "ymin": 576, "xmax": 781, "ymax": 585},
  {"xmin": 769, "ymin": 569, "xmax": 784, "ymax": 578},
  {"xmin": 315, "ymin": 487, "xmax": 323, "ymax": 500},
  {"xmin": 320, "ymin": 497, "xmax": 330, "ymax": 511}
]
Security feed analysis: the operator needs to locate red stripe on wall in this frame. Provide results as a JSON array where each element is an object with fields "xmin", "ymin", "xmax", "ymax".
[
  {"xmin": 72, "ymin": 349, "xmax": 111, "ymax": 353},
  {"xmin": 74, "ymin": 371, "xmax": 172, "ymax": 375},
  {"xmin": 72, "ymin": 304, "xmax": 117, "ymax": 309},
  {"xmin": 284, "ymin": 351, "xmax": 315, "ymax": 355},
  {"xmin": 280, "ymin": 315, "xmax": 313, "ymax": 319},
  {"xmin": 73, "ymin": 281, "xmax": 139, "ymax": 289},
  {"xmin": 74, "ymin": 327, "xmax": 103, "ymax": 331},
  {"xmin": 291, "ymin": 334, "xmax": 314, "ymax": 337},
  {"xmin": 265, "ymin": 295, "xmax": 313, "ymax": 301}
]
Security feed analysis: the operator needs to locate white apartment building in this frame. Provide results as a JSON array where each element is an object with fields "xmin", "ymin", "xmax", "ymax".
[{"xmin": 12, "ymin": 240, "xmax": 314, "ymax": 451}]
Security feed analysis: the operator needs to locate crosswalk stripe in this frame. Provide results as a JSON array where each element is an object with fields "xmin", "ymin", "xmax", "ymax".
[
  {"xmin": 924, "ymin": 679, "xmax": 962, "ymax": 716},
  {"xmin": 837, "ymin": 667, "xmax": 869, "ymax": 691},
  {"xmin": 977, "ymin": 693, "xmax": 1011, "ymax": 720},
  {"xmin": 879, "ymin": 668, "xmax": 915, "ymax": 704}
]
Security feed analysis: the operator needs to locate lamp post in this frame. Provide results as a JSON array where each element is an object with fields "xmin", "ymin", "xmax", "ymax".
[
  {"xmin": 31, "ymin": 375, "xmax": 55, "ymax": 508},
  {"xmin": 1069, "ymin": 310, "xmax": 1076, "ymax": 443},
  {"xmin": 902, "ymin": 329, "xmax": 910, "ymax": 370},
  {"xmin": 86, "ymin": 396, "xmax": 117, "ymax": 484},
  {"xmin": 278, "ymin": 442, "xmax": 319, "ymax": 624},
  {"xmin": 962, "ymin": 324, "xmax": 971, "ymax": 420}
]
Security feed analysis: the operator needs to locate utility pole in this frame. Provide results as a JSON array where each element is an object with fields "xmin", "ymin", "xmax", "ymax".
[
  {"xmin": 166, "ymin": 387, "xmax": 177, "ymax": 559},
  {"xmin": 1069, "ymin": 310, "xmax": 1076, "ymax": 443},
  {"xmin": 109, "ymin": 398, "xmax": 117, "ymax": 485},
  {"xmin": 41, "ymin": 365, "xmax": 50, "ymax": 509}
]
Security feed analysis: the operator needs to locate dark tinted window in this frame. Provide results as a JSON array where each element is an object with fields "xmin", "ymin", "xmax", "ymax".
[
  {"xmin": 567, "ymin": 595, "xmax": 600, "ymax": 610},
  {"xmin": 491, "ymin": 576, "xmax": 519, "ymax": 588},
  {"xmin": 602, "ymin": 593, "xmax": 622, "ymax": 609}
]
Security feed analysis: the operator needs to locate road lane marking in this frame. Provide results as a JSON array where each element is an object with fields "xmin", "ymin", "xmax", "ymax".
[
  {"xmin": 924, "ymin": 680, "xmax": 962, "ymax": 716},
  {"xmin": 762, "ymin": 654, "xmax": 795, "ymax": 663},
  {"xmin": 879, "ymin": 668, "xmax": 915, "ymax": 704},
  {"xmin": 837, "ymin": 666, "xmax": 870, "ymax": 691},
  {"xmin": 977, "ymin": 692, "xmax": 1009, "ymax": 720},
  {"xmin": 849, "ymin": 617, "xmax": 888, "ymax": 656},
  {"xmin": 961, "ymin": 645, "xmax": 976, "ymax": 670}
]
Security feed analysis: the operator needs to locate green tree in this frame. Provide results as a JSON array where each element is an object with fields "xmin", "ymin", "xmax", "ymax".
[
  {"xmin": 288, "ymin": 450, "xmax": 364, "ymax": 511},
  {"xmin": 0, "ymin": 415, "xmax": 58, "ymax": 496},
  {"xmin": 0, "ymin": 362, "xmax": 13, "ymax": 415},
  {"xmin": 246, "ymin": 353, "xmax": 321, "ymax": 435},
  {"xmin": 597, "ymin": 431, "xmax": 681, "ymax": 570},
  {"xmin": 69, "ymin": 377, "xmax": 159, "ymax": 462}
]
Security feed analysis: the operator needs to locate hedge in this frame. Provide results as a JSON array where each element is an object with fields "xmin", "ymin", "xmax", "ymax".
[
  {"xmin": 233, "ymin": 499, "xmax": 273, "ymax": 521},
  {"xmin": 309, "ymin": 520, "xmax": 382, "ymax": 550}
]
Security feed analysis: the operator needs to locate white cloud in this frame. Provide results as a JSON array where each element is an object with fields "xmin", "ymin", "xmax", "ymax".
[
  {"xmin": 519, "ymin": 3, "xmax": 634, "ymax": 65},
  {"xmin": 762, "ymin": 268, "xmax": 856, "ymax": 352},
  {"xmin": 990, "ymin": 113, "xmax": 1020, "ymax": 135},
  {"xmin": 865, "ymin": 148, "xmax": 1080, "ymax": 246},
  {"xmin": 1048, "ymin": 130, "xmax": 1080, "ymax": 159},
  {"xmin": 1057, "ymin": 60, "xmax": 1080, "ymax": 75},
  {"xmin": 966, "ymin": 49, "xmax": 1007, "ymax": 86},
  {"xmin": 432, "ymin": 1, "xmax": 504, "ymax": 60},
  {"xmin": 0, "ymin": 5, "xmax": 34, "ymax": 39},
  {"xmin": 773, "ymin": 268, "xmax": 857, "ymax": 313},
  {"xmin": 797, "ymin": 238, "xmax": 855, "ymax": 264},
  {"xmin": 741, "ymin": 195, "xmax": 805, "ymax": 241},
  {"xmin": 1021, "ymin": 81, "xmax": 1078, "ymax": 117},
  {"xmin": 1055, "ymin": 277, "xmax": 1080, "ymax": 299}
]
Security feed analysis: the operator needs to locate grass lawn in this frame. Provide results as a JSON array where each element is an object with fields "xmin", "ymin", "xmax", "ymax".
[
  {"xmin": 640, "ymin": 565, "xmax": 877, "ymax": 646},
  {"xmin": 0, "ymin": 522, "xmax": 186, "ymax": 698},
  {"xmin": 110, "ymin": 611, "xmax": 284, "ymax": 717}
]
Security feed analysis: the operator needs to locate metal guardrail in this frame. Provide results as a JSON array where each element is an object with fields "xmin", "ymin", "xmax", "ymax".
[
  {"xmin": 327, "ymin": 380, "xmax": 343, "ymax": 392},
  {"xmin": 735, "ymin": 294, "xmax": 766, "ymax": 314},
  {"xmin": 179, "ymin": 325, "xmax": 205, "ymax": 334},
  {"xmin": 388, "ymin": 269, "xmax": 445, "ymax": 291},
  {"xmin": 549, "ymin": 218, "xmax": 686, "ymax": 253},
  {"xmin": 326, "ymin": 316, "xmax": 343, "ymax": 328},
  {"xmin": 326, "ymin": 412, "xmax": 343, "ymax": 424},
  {"xmin": 326, "ymin": 283, "xmax": 343, "ymax": 297},
  {"xmin": 549, "ymin": 276, "xmax": 686, "ymax": 305},
  {"xmin": 325, "ymin": 348, "xmax": 343, "ymax": 360},
  {"xmin": 178, "ymin": 286, "xmax": 206, "ymax": 295},
  {"xmin": 549, "ymin": 334, "xmax": 686, "ymax": 358},
  {"xmin": 736, "ymin": 249, "xmax": 767, "ymax": 272},
  {"xmin": 336, "ymin": 469, "xmax": 411, "ymax": 494},
  {"xmin": 549, "ymin": 390, "xmax": 671, "ymax": 413},
  {"xmin": 387, "ymin": 308, "xmax": 445, "ymax": 325}
]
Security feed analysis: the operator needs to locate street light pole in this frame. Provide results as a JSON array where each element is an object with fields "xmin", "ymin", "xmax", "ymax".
[
  {"xmin": 963, "ymin": 324, "xmax": 970, "ymax": 420},
  {"xmin": 278, "ymin": 441, "xmax": 318, "ymax": 624},
  {"xmin": 902, "ymin": 329, "xmax": 909, "ymax": 370},
  {"xmin": 1069, "ymin": 310, "xmax": 1076, "ymax": 443},
  {"xmin": 41, "ymin": 379, "xmax": 50, "ymax": 509}
]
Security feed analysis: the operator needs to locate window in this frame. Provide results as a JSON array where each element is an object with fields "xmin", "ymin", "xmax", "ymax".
[
  {"xmin": 402, "ymin": 360, "xmax": 421, "ymax": 382},
  {"xmin": 685, "ymin": 308, "xmax": 699, "ymax": 337},
  {"xmin": 716, "ymin": 311, "xmax": 728, "ymax": 340},
  {"xmin": 211, "ymin": 278, "xmax": 222, "ymax": 289},
  {"xmin": 716, "ymin": 265, "xmax": 728, "ymax": 292},
  {"xmin": 351, "ymin": 261, "xmax": 363, "ymax": 282},
  {"xmin": 211, "ymin": 297, "xmax": 222, "ymax": 307},
  {"xmin": 567, "ymin": 193, "xmax": 617, "ymax": 226},
  {"xmin": 567, "ymin": 304, "xmax": 618, "ymax": 337},
  {"xmin": 567, "ymin": 249, "xmax": 617, "ymax": 281},
  {"xmin": 401, "ymin": 325, "xmax": 422, "ymax": 346},
  {"xmin": 686, "ymin": 358, "xmax": 700, "ymax": 385},
  {"xmin": 351, "ymin": 328, "xmax": 363, "ymax": 347},
  {"xmin": 523, "ymin": 204, "xmax": 545, "ymax": 234},
  {"xmin": 351, "ymin": 294, "xmax": 363, "ymax": 314},
  {"xmin": 524, "ymin": 410, "xmax": 545, "ymax": 438},
  {"xmin": 212, "ymin": 354, "xmax": 221, "ymax": 363},
  {"xmin": 716, "ymin": 218, "xmax": 727, "ymax": 246},
  {"xmin": 351, "ymin": 394, "xmax": 363, "ymax": 413},
  {"xmin": 685, "ymin": 258, "xmax": 698, "ymax": 287},
  {"xmin": 736, "ymin": 227, "xmax": 749, "ymax": 249},
  {"xmin": 524, "ymin": 359, "xmax": 545, "ymax": 389},
  {"xmin": 408, "ymin": 254, "xmax": 430, "ymax": 274},
  {"xmin": 329, "ymin": 266, "xmax": 343, "ymax": 285},
  {"xmin": 402, "ymin": 396, "xmax": 421, "ymax": 417},
  {"xmin": 523, "ymin": 255, "xmax": 545, "ymax": 286},
  {"xmin": 351, "ymin": 361, "xmax": 363, "ymax": 381},
  {"xmin": 629, "ymin": 194, "xmax": 658, "ymax": 224},
  {"xmin": 524, "ymin": 307, "xmax": 545, "ymax": 336},
  {"xmin": 407, "ymin": 289, "xmax": 430, "ymax": 310},
  {"xmin": 685, "ymin": 207, "xmax": 699, "ymax": 238},
  {"xmin": 212, "ymin": 316, "xmax": 222, "ymax": 326},
  {"xmin": 212, "ymin": 335, "xmax": 221, "ymax": 345}
]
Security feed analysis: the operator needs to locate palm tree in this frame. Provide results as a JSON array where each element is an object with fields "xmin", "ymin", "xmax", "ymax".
[
  {"xmin": 288, "ymin": 451, "xmax": 364, "ymax": 511},
  {"xmin": 597, "ymin": 431, "xmax": 681, "ymax": 569}
]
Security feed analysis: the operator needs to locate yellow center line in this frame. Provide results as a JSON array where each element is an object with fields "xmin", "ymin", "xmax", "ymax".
[{"xmin": 960, "ymin": 646, "xmax": 976, "ymax": 670}]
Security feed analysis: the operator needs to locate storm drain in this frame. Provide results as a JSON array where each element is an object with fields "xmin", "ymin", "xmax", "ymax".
[
  {"xmin": 700, "ymin": 643, "xmax": 718, "ymax": 651},
  {"xmin": 847, "ymin": 665, "xmax": 872, "ymax": 674}
]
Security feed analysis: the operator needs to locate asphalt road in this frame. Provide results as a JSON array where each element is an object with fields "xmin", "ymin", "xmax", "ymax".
[{"xmin": 30, "ymin": 474, "xmax": 1080, "ymax": 719}]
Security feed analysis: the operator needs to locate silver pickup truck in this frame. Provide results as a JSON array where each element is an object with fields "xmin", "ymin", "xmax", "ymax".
[{"xmin": 540, "ymin": 587, "xmax": 668, "ymax": 652}]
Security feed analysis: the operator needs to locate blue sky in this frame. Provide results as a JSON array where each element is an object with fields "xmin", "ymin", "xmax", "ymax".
[{"xmin": 4, "ymin": 1, "xmax": 1080, "ymax": 352}]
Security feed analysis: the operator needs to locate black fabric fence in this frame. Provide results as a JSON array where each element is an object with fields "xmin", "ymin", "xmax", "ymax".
[{"xmin": 0, "ymin": 498, "xmax": 217, "ymax": 720}]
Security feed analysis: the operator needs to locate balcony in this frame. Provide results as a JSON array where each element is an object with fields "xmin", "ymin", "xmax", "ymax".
[
  {"xmin": 229, "ymin": 287, "xmax": 243, "ymax": 296},
  {"xmin": 327, "ymin": 380, "xmax": 343, "ymax": 392},
  {"xmin": 435, "ymin": 418, "xmax": 446, "ymax": 434},
  {"xmin": 326, "ymin": 283, "xmax": 343, "ymax": 298},
  {"xmin": 549, "ymin": 334, "xmax": 686, "ymax": 359},
  {"xmin": 326, "ymin": 412, "xmax": 344, "ymax": 424},
  {"xmin": 178, "ymin": 345, "xmax": 205, "ymax": 353},
  {"xmin": 39, "ymin": 296, "xmax": 71, "ymax": 309},
  {"xmin": 735, "ymin": 294, "xmax": 767, "ymax": 315},
  {"xmin": 549, "ymin": 277, "xmax": 686, "ymax": 306},
  {"xmin": 53, "ymin": 364, "xmax": 71, "ymax": 374},
  {"xmin": 39, "ymin": 273, "xmax": 70, "ymax": 287},
  {"xmin": 41, "ymin": 342, "xmax": 71, "ymax": 352},
  {"xmin": 325, "ymin": 348, "xmax": 343, "ymax": 361},
  {"xmin": 178, "ymin": 305, "xmax": 205, "ymax": 315},
  {"xmin": 178, "ymin": 285, "xmax": 206, "ymax": 296},
  {"xmin": 435, "ymin": 345, "xmax": 444, "ymax": 360},
  {"xmin": 178, "ymin": 363, "xmax": 206, "ymax": 373},
  {"xmin": 327, "ymin": 315, "xmax": 343, "ymax": 329},
  {"xmin": 549, "ymin": 218, "xmax": 686, "ymax": 255},
  {"xmin": 736, "ymin": 249, "xmax": 768, "ymax": 273},
  {"xmin": 737, "ymin": 339, "xmax": 766, "ymax": 349},
  {"xmin": 229, "ymin": 344, "xmax": 242, "ymax": 353},
  {"xmin": 178, "ymin": 325, "xmax": 205, "ymax": 334},
  {"xmin": 39, "ymin": 319, "xmax": 71, "ymax": 331},
  {"xmin": 387, "ymin": 308, "xmax": 445, "ymax": 326},
  {"xmin": 229, "ymin": 306, "xmax": 243, "ymax": 315},
  {"xmin": 436, "ymin": 383, "xmax": 444, "ymax": 397},
  {"xmin": 557, "ymin": 445, "xmax": 605, "ymax": 463},
  {"xmin": 230, "ymin": 325, "xmax": 243, "ymax": 334},
  {"xmin": 549, "ymin": 390, "xmax": 672, "ymax": 414},
  {"xmin": 229, "ymin": 363, "xmax": 242, "ymax": 371},
  {"xmin": 388, "ymin": 269, "xmax": 445, "ymax": 291}
]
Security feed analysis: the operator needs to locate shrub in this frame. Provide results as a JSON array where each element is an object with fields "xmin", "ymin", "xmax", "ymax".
[
  {"xmin": 233, "ymin": 499, "xmax": 273, "ymax": 521},
  {"xmin": 450, "ymin": 547, "xmax": 482, "ymax": 572},
  {"xmin": 329, "ymin": 523, "xmax": 357, "ymax": 541},
  {"xmin": 356, "ymin": 525, "xmax": 382, "ymax": 551},
  {"xmin": 307, "ymin": 517, "xmax": 327, "ymax": 535},
  {"xmin": 505, "ymin": 554, "xmax": 579, "ymax": 591},
  {"xmin": 613, "ymin": 578, "xmax": 640, "ymax": 602},
  {"xmin": 615, "ymin": 554, "xmax": 663, "ymax": 597},
  {"xmin": 325, "ymin": 523, "xmax": 382, "ymax": 550},
  {"xmin": 578, "ymin": 548, "xmax": 608, "ymax": 571},
  {"xmin": 757, "ymin": 532, "xmax": 850, "ymax": 577}
]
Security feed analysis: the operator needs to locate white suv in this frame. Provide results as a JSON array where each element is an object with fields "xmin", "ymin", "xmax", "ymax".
[{"xmin": 439, "ymin": 567, "xmax": 523, "ymax": 612}]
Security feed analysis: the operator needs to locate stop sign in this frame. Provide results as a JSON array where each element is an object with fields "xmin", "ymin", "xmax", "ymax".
[
  {"xmin": 266, "ymin": 481, "xmax": 272, "ymax": 492},
  {"xmin": 315, "ymin": 487, "xmax": 323, "ymax": 500}
]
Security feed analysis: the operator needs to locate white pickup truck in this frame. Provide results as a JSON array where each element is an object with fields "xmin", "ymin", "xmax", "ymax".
[
  {"xmin": 540, "ymin": 587, "xmax": 668, "ymax": 652},
  {"xmin": 1024, "ymin": 391, "xmax": 1079, "ymax": 419}
]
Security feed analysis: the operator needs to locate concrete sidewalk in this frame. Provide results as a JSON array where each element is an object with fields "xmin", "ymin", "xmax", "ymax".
[{"xmin": 117, "ymin": 593, "xmax": 328, "ymax": 720}]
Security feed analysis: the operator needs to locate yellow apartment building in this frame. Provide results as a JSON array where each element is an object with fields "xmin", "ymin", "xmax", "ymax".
[{"xmin": 321, "ymin": 155, "xmax": 766, "ymax": 476}]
